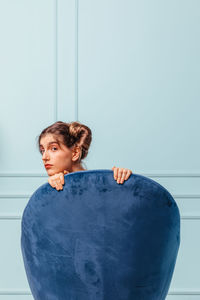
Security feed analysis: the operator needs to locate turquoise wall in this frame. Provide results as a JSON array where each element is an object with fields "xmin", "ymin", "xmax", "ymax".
[{"xmin": 0, "ymin": 0, "xmax": 200, "ymax": 298}]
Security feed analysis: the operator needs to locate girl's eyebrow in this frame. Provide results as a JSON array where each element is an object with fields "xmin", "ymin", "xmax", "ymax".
[{"xmin": 39, "ymin": 141, "xmax": 59, "ymax": 148}]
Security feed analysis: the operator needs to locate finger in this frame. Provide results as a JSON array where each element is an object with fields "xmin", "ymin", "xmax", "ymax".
[
  {"xmin": 49, "ymin": 174, "xmax": 64, "ymax": 190},
  {"xmin": 117, "ymin": 168, "xmax": 124, "ymax": 183},
  {"xmin": 48, "ymin": 178, "xmax": 56, "ymax": 188},
  {"xmin": 124, "ymin": 170, "xmax": 132, "ymax": 180},
  {"xmin": 112, "ymin": 167, "xmax": 118, "ymax": 180},
  {"xmin": 59, "ymin": 173, "xmax": 65, "ymax": 185},
  {"xmin": 57, "ymin": 185, "xmax": 63, "ymax": 191},
  {"xmin": 55, "ymin": 184, "xmax": 63, "ymax": 191},
  {"xmin": 50, "ymin": 179, "xmax": 62, "ymax": 190},
  {"xmin": 55, "ymin": 179, "xmax": 63, "ymax": 190},
  {"xmin": 120, "ymin": 170, "xmax": 127, "ymax": 183}
]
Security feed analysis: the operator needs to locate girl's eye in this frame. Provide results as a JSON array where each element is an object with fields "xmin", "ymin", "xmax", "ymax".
[{"xmin": 40, "ymin": 147, "xmax": 57, "ymax": 154}]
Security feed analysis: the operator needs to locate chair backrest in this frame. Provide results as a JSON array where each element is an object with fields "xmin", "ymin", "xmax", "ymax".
[{"xmin": 21, "ymin": 170, "xmax": 180, "ymax": 300}]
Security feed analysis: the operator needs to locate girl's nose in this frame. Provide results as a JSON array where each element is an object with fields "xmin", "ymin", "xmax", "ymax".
[{"xmin": 42, "ymin": 151, "xmax": 49, "ymax": 160}]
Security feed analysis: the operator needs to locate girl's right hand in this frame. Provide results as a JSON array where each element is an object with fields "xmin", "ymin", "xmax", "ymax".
[{"xmin": 48, "ymin": 170, "xmax": 69, "ymax": 191}]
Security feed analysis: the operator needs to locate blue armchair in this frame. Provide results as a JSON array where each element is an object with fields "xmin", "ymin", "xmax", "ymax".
[{"xmin": 21, "ymin": 170, "xmax": 180, "ymax": 300}]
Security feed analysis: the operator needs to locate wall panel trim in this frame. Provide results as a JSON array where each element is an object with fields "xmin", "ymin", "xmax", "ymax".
[
  {"xmin": 0, "ymin": 215, "xmax": 200, "ymax": 220},
  {"xmin": 54, "ymin": 0, "xmax": 58, "ymax": 121},
  {"xmin": 75, "ymin": 0, "xmax": 79, "ymax": 120},
  {"xmin": 0, "ymin": 290, "xmax": 31, "ymax": 295},
  {"xmin": 0, "ymin": 194, "xmax": 200, "ymax": 199},
  {"xmin": 0, "ymin": 289, "xmax": 200, "ymax": 296},
  {"xmin": 0, "ymin": 173, "xmax": 48, "ymax": 177},
  {"xmin": 1, "ymin": 172, "xmax": 200, "ymax": 177}
]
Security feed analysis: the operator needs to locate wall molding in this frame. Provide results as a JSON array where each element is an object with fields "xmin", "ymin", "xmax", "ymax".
[
  {"xmin": 168, "ymin": 290, "xmax": 200, "ymax": 295},
  {"xmin": 54, "ymin": 0, "xmax": 58, "ymax": 122},
  {"xmin": 174, "ymin": 195, "xmax": 200, "ymax": 199},
  {"xmin": 0, "ymin": 290, "xmax": 31, "ymax": 295},
  {"xmin": 0, "ymin": 195, "xmax": 30, "ymax": 198},
  {"xmin": 181, "ymin": 216, "xmax": 200, "ymax": 220},
  {"xmin": 1, "ymin": 172, "xmax": 200, "ymax": 177},
  {"xmin": 144, "ymin": 173, "xmax": 200, "ymax": 178},
  {"xmin": 75, "ymin": 0, "xmax": 79, "ymax": 121},
  {"xmin": 0, "ymin": 194, "xmax": 199, "ymax": 199},
  {"xmin": 0, "ymin": 215, "xmax": 200, "ymax": 220},
  {"xmin": 0, "ymin": 216, "xmax": 22, "ymax": 220},
  {"xmin": 0, "ymin": 173, "xmax": 48, "ymax": 177},
  {"xmin": 0, "ymin": 289, "xmax": 200, "ymax": 296}
]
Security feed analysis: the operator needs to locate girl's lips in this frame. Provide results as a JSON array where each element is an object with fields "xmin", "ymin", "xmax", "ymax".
[{"xmin": 45, "ymin": 165, "xmax": 53, "ymax": 169}]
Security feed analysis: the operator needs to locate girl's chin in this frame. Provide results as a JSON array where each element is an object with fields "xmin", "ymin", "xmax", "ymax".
[
  {"xmin": 46, "ymin": 169, "xmax": 56, "ymax": 176},
  {"xmin": 46, "ymin": 168, "xmax": 62, "ymax": 176}
]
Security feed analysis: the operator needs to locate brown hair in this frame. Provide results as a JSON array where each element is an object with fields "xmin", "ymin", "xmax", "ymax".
[{"xmin": 37, "ymin": 121, "xmax": 92, "ymax": 163}]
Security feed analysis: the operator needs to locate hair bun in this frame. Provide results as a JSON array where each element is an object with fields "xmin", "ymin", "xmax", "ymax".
[{"xmin": 68, "ymin": 121, "xmax": 92, "ymax": 160}]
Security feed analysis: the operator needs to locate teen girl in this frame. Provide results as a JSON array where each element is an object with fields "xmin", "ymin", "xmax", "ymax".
[{"xmin": 38, "ymin": 121, "xmax": 132, "ymax": 190}]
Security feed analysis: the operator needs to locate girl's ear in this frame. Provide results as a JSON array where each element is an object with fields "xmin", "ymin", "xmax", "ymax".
[{"xmin": 72, "ymin": 146, "xmax": 81, "ymax": 162}]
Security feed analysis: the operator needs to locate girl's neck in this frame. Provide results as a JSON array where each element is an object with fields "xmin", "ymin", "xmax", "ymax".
[{"xmin": 71, "ymin": 163, "xmax": 86, "ymax": 173}]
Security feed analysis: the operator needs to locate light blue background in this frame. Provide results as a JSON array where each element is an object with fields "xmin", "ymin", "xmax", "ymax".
[{"xmin": 0, "ymin": 0, "xmax": 200, "ymax": 298}]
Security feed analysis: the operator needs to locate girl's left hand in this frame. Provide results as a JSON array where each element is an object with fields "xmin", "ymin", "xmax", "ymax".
[{"xmin": 112, "ymin": 166, "xmax": 132, "ymax": 184}]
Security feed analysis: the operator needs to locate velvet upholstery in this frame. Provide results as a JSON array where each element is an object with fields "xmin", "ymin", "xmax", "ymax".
[{"xmin": 21, "ymin": 170, "xmax": 180, "ymax": 300}]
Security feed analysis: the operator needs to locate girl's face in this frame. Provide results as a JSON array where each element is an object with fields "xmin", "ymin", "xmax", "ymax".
[{"xmin": 39, "ymin": 134, "xmax": 76, "ymax": 176}]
